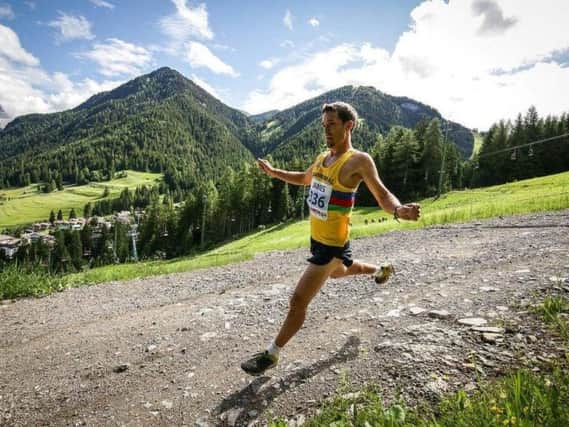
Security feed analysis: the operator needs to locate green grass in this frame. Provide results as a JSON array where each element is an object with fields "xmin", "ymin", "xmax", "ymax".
[
  {"xmin": 271, "ymin": 369, "xmax": 569, "ymax": 426},
  {"xmin": 534, "ymin": 295, "xmax": 569, "ymax": 340},
  {"xmin": 0, "ymin": 170, "xmax": 162, "ymax": 229},
  {"xmin": 58, "ymin": 170, "xmax": 569, "ymax": 286},
  {"xmin": 0, "ymin": 263, "xmax": 70, "ymax": 299},
  {"xmin": 260, "ymin": 120, "xmax": 283, "ymax": 142},
  {"xmin": 64, "ymin": 249, "xmax": 252, "ymax": 287}
]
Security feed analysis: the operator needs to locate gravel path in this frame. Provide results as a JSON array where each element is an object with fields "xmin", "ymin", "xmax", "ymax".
[{"xmin": 1, "ymin": 210, "xmax": 569, "ymax": 426}]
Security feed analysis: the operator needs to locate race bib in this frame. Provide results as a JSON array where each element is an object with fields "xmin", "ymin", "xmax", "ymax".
[{"xmin": 307, "ymin": 178, "xmax": 332, "ymax": 220}]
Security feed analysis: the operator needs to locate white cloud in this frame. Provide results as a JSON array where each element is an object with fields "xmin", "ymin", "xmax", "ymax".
[
  {"xmin": 308, "ymin": 17, "xmax": 319, "ymax": 27},
  {"xmin": 0, "ymin": 25, "xmax": 122, "ymax": 121},
  {"xmin": 48, "ymin": 12, "xmax": 95, "ymax": 42},
  {"xmin": 45, "ymin": 72, "xmax": 123, "ymax": 112},
  {"xmin": 0, "ymin": 58, "xmax": 122, "ymax": 119},
  {"xmin": 283, "ymin": 10, "xmax": 293, "ymax": 30},
  {"xmin": 245, "ymin": 0, "xmax": 569, "ymax": 130},
  {"xmin": 186, "ymin": 41, "xmax": 238, "ymax": 77},
  {"xmin": 0, "ymin": 45, "xmax": 121, "ymax": 119},
  {"xmin": 281, "ymin": 40, "xmax": 295, "ymax": 49},
  {"xmin": 190, "ymin": 73, "xmax": 221, "ymax": 99},
  {"xmin": 244, "ymin": 44, "xmax": 389, "ymax": 114},
  {"xmin": 77, "ymin": 38, "xmax": 152, "ymax": 77},
  {"xmin": 259, "ymin": 58, "xmax": 279, "ymax": 70},
  {"xmin": 0, "ymin": 24, "xmax": 39, "ymax": 65},
  {"xmin": 24, "ymin": 1, "xmax": 35, "ymax": 10},
  {"xmin": 210, "ymin": 43, "xmax": 235, "ymax": 52},
  {"xmin": 89, "ymin": 0, "xmax": 115, "ymax": 9},
  {"xmin": 160, "ymin": 0, "xmax": 213, "ymax": 44},
  {"xmin": 0, "ymin": 3, "xmax": 15, "ymax": 20}
]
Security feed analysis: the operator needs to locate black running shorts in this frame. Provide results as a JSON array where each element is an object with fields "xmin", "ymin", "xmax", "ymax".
[{"xmin": 307, "ymin": 238, "xmax": 353, "ymax": 267}]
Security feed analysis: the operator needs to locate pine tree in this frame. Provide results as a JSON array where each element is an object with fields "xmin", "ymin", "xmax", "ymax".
[
  {"xmin": 391, "ymin": 128, "xmax": 420, "ymax": 199},
  {"xmin": 57, "ymin": 209, "xmax": 63, "ymax": 221},
  {"xmin": 138, "ymin": 202, "xmax": 160, "ymax": 258},
  {"xmin": 68, "ymin": 231, "xmax": 83, "ymax": 271},
  {"xmin": 275, "ymin": 182, "xmax": 293, "ymax": 222},
  {"xmin": 52, "ymin": 230, "xmax": 71, "ymax": 273},
  {"xmin": 421, "ymin": 119, "xmax": 443, "ymax": 194},
  {"xmin": 83, "ymin": 202, "xmax": 92, "ymax": 219},
  {"xmin": 110, "ymin": 223, "xmax": 129, "ymax": 262},
  {"xmin": 80, "ymin": 223, "xmax": 93, "ymax": 258},
  {"xmin": 49, "ymin": 210, "xmax": 56, "ymax": 224}
]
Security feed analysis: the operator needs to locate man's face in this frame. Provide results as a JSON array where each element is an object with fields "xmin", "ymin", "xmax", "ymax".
[{"xmin": 321, "ymin": 111, "xmax": 350, "ymax": 148}]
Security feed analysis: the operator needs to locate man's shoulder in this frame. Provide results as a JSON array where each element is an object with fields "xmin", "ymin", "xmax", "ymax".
[{"xmin": 349, "ymin": 150, "xmax": 373, "ymax": 163}]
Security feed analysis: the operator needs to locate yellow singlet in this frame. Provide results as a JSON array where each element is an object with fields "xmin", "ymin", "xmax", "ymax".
[{"xmin": 308, "ymin": 149, "xmax": 357, "ymax": 247}]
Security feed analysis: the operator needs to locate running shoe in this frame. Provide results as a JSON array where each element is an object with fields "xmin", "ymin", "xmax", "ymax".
[
  {"xmin": 373, "ymin": 263, "xmax": 395, "ymax": 284},
  {"xmin": 241, "ymin": 351, "xmax": 278, "ymax": 376}
]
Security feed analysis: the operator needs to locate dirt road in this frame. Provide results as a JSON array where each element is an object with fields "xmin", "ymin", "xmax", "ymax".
[{"xmin": 1, "ymin": 211, "xmax": 568, "ymax": 426}]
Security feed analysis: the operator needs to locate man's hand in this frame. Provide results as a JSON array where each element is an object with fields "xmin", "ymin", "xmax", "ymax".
[
  {"xmin": 257, "ymin": 158, "xmax": 275, "ymax": 177},
  {"xmin": 397, "ymin": 203, "xmax": 421, "ymax": 221}
]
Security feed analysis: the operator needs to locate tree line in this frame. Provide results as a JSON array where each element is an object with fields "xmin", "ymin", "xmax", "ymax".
[{"xmin": 471, "ymin": 106, "xmax": 569, "ymax": 187}]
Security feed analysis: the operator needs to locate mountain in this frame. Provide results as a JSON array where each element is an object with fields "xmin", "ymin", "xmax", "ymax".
[
  {"xmin": 254, "ymin": 85, "xmax": 473, "ymax": 162},
  {"xmin": 249, "ymin": 110, "xmax": 279, "ymax": 124},
  {"xmin": 0, "ymin": 67, "xmax": 473, "ymax": 192},
  {"xmin": 0, "ymin": 67, "xmax": 256, "ymax": 190}
]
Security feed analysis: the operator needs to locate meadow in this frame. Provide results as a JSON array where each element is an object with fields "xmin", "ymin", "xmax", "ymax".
[{"xmin": 0, "ymin": 170, "xmax": 162, "ymax": 230}]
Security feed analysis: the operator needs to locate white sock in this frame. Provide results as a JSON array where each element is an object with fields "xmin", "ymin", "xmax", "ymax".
[{"xmin": 267, "ymin": 340, "xmax": 281, "ymax": 357}]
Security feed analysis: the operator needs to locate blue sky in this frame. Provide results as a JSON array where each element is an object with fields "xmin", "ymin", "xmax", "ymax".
[{"xmin": 0, "ymin": 0, "xmax": 568, "ymax": 130}]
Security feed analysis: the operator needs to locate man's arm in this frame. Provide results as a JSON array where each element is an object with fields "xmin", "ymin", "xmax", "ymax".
[
  {"xmin": 257, "ymin": 158, "xmax": 314, "ymax": 186},
  {"xmin": 358, "ymin": 153, "xmax": 421, "ymax": 221}
]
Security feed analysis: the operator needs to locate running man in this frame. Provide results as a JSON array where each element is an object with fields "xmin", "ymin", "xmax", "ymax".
[{"xmin": 241, "ymin": 102, "xmax": 421, "ymax": 375}]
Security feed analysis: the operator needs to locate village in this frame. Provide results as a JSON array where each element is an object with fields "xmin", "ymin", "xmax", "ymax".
[{"xmin": 0, "ymin": 210, "xmax": 142, "ymax": 260}]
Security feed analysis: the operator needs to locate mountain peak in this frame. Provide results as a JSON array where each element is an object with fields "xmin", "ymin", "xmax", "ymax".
[
  {"xmin": 77, "ymin": 67, "xmax": 194, "ymax": 111},
  {"xmin": 148, "ymin": 66, "xmax": 181, "ymax": 78}
]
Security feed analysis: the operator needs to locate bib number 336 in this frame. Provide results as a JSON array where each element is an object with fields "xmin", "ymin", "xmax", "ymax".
[{"xmin": 307, "ymin": 178, "xmax": 332, "ymax": 220}]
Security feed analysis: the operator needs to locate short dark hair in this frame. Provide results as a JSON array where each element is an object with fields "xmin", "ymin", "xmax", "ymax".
[{"xmin": 322, "ymin": 102, "xmax": 358, "ymax": 131}]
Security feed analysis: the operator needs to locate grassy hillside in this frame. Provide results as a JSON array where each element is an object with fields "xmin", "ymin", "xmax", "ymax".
[
  {"xmin": 0, "ymin": 170, "xmax": 162, "ymax": 229},
  {"xmin": 67, "ymin": 171, "xmax": 569, "ymax": 286}
]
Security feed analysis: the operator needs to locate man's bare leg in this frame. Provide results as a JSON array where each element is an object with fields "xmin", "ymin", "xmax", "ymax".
[
  {"xmin": 274, "ymin": 259, "xmax": 342, "ymax": 347},
  {"xmin": 329, "ymin": 260, "xmax": 377, "ymax": 279},
  {"xmin": 241, "ymin": 259, "xmax": 379, "ymax": 375}
]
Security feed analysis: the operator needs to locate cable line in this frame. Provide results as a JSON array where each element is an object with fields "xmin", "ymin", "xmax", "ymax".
[{"xmin": 476, "ymin": 132, "xmax": 569, "ymax": 159}]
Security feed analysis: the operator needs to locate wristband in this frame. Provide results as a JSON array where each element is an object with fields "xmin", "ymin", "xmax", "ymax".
[{"xmin": 393, "ymin": 205, "xmax": 402, "ymax": 222}]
